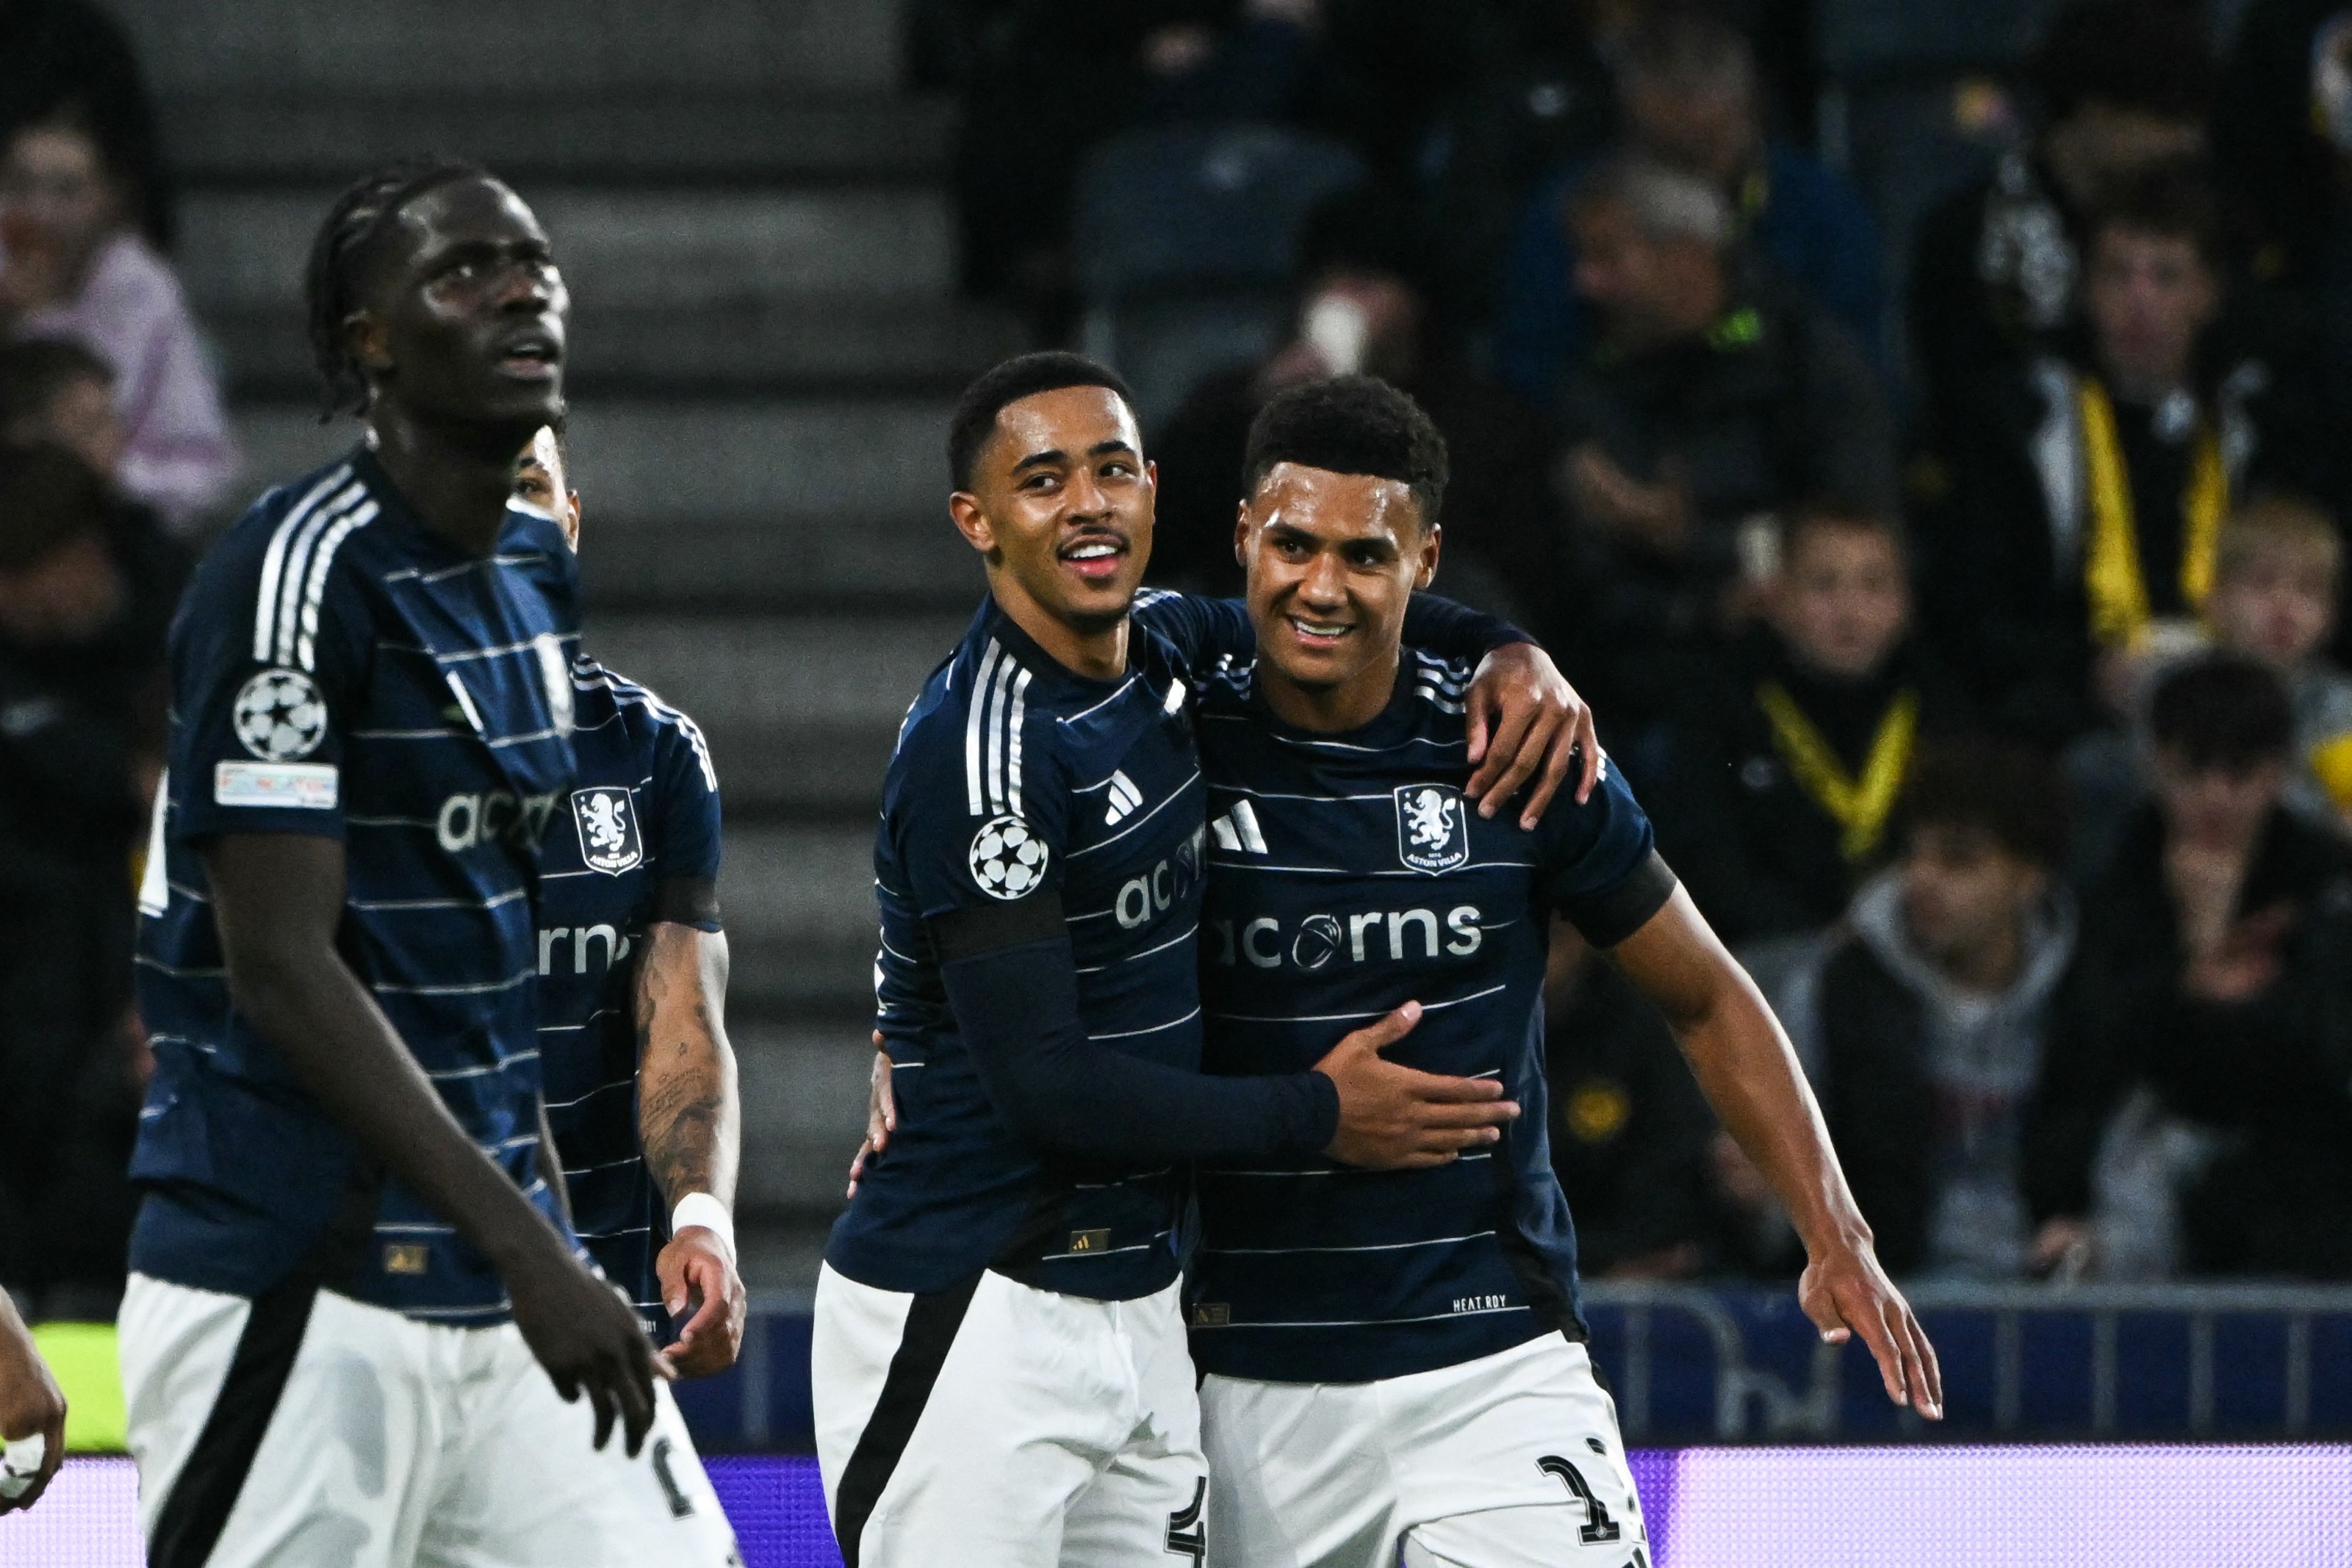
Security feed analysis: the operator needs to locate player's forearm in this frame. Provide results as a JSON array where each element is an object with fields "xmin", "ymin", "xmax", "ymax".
[
  {"xmin": 1611, "ymin": 889, "xmax": 1871, "ymax": 1256},
  {"xmin": 636, "ymin": 924, "xmax": 740, "ymax": 1208},
  {"xmin": 205, "ymin": 838, "xmax": 572, "ymax": 1276}
]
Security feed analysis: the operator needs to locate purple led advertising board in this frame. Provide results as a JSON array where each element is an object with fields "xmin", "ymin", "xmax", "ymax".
[{"xmin": 7, "ymin": 1447, "xmax": 2349, "ymax": 1566}]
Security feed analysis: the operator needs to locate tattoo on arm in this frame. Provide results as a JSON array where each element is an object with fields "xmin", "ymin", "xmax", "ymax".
[{"xmin": 636, "ymin": 923, "xmax": 739, "ymax": 1209}]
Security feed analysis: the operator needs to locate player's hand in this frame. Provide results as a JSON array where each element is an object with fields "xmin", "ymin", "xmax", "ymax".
[
  {"xmin": 658, "ymin": 1225, "xmax": 747, "ymax": 1379},
  {"xmin": 1464, "ymin": 643, "xmax": 1602, "ymax": 830},
  {"xmin": 0, "ymin": 1315, "xmax": 67, "ymax": 1515},
  {"xmin": 508, "ymin": 1246, "xmax": 672, "ymax": 1456},
  {"xmin": 1798, "ymin": 1236, "xmax": 1943, "ymax": 1420},
  {"xmin": 847, "ymin": 1034, "xmax": 896, "ymax": 1198},
  {"xmin": 1313, "ymin": 1002, "xmax": 1520, "ymax": 1169}
]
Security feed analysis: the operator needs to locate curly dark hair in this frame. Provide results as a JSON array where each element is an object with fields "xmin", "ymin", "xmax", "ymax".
[
  {"xmin": 2150, "ymin": 652, "xmax": 2294, "ymax": 771},
  {"xmin": 303, "ymin": 159, "xmax": 490, "ymax": 421},
  {"xmin": 1243, "ymin": 375, "xmax": 1450, "ymax": 530},
  {"xmin": 946, "ymin": 352, "xmax": 1137, "ymax": 492}
]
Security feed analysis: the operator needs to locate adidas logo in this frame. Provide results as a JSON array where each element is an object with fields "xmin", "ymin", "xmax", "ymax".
[
  {"xmin": 1105, "ymin": 770, "xmax": 1143, "ymax": 825},
  {"xmin": 1208, "ymin": 799, "xmax": 1268, "ymax": 854}
]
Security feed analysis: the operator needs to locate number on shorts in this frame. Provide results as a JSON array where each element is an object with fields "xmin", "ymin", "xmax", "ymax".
[
  {"xmin": 651, "ymin": 1436, "xmax": 696, "ymax": 1520},
  {"xmin": 1536, "ymin": 1455, "xmax": 1622, "ymax": 1544},
  {"xmin": 1165, "ymin": 1476, "xmax": 1206, "ymax": 1562}
]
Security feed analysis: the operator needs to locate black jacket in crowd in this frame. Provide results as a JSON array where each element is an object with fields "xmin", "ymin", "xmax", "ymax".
[
  {"xmin": 1644, "ymin": 626, "xmax": 1968, "ymax": 947},
  {"xmin": 2024, "ymin": 803, "xmax": 2352, "ymax": 1279}
]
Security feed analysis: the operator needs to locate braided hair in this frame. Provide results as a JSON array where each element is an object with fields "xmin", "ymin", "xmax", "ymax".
[{"xmin": 303, "ymin": 159, "xmax": 489, "ymax": 420}]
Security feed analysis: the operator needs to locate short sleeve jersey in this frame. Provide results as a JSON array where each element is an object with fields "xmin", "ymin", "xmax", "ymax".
[
  {"xmin": 132, "ymin": 450, "xmax": 585, "ymax": 1323},
  {"xmin": 827, "ymin": 598, "xmax": 1215, "ymax": 1300},
  {"xmin": 1186, "ymin": 648, "xmax": 1677, "ymax": 1382},
  {"xmin": 536, "ymin": 656, "xmax": 722, "ymax": 1334}
]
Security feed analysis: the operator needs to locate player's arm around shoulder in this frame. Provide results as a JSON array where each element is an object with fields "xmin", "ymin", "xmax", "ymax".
[
  {"xmin": 637, "ymin": 910, "xmax": 745, "ymax": 1379},
  {"xmin": 1601, "ymin": 883, "xmax": 1945, "ymax": 1421}
]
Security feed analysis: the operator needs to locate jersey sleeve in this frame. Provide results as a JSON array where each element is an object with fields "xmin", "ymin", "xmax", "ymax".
[
  {"xmin": 647, "ymin": 708, "xmax": 724, "ymax": 931},
  {"xmin": 1398, "ymin": 592, "xmax": 1531, "ymax": 659},
  {"xmin": 168, "ymin": 509, "xmax": 373, "ymax": 844},
  {"xmin": 1538, "ymin": 756, "xmax": 1679, "ymax": 947},
  {"xmin": 888, "ymin": 675, "xmax": 1073, "ymax": 946},
  {"xmin": 1129, "ymin": 589, "xmax": 1254, "ymax": 672}
]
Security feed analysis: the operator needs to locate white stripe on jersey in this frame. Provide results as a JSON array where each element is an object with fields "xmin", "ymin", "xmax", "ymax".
[
  {"xmin": 571, "ymin": 658, "xmax": 719, "ymax": 791},
  {"xmin": 1209, "ymin": 981, "xmax": 1508, "ymax": 1025},
  {"xmin": 295, "ymin": 498, "xmax": 381, "ymax": 670},
  {"xmin": 1198, "ymin": 1229, "xmax": 1496, "ymax": 1257},
  {"xmin": 272, "ymin": 482, "xmax": 369, "ymax": 668},
  {"xmin": 251, "ymin": 466, "xmax": 353, "ymax": 662},
  {"xmin": 985, "ymin": 651, "xmax": 1016, "ymax": 813},
  {"xmin": 965, "ymin": 639, "xmax": 1001, "ymax": 815},
  {"xmin": 1007, "ymin": 665, "xmax": 1032, "ymax": 816}
]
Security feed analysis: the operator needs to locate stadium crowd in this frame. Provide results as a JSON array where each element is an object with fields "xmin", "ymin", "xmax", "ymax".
[{"xmin": 1, "ymin": 0, "xmax": 2349, "ymax": 1372}]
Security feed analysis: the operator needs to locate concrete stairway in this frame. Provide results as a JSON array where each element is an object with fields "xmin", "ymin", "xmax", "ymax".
[{"xmin": 109, "ymin": 0, "xmax": 1020, "ymax": 1295}]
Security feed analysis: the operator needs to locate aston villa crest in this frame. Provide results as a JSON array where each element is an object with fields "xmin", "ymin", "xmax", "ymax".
[
  {"xmin": 1394, "ymin": 783, "xmax": 1469, "ymax": 874},
  {"xmin": 572, "ymin": 786, "xmax": 643, "ymax": 874}
]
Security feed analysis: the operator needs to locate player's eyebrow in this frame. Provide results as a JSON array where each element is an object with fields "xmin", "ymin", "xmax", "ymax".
[{"xmin": 1010, "ymin": 438, "xmax": 1135, "ymax": 474}]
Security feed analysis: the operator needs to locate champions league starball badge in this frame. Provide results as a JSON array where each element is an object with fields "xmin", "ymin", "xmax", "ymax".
[
  {"xmin": 969, "ymin": 813, "xmax": 1049, "ymax": 899},
  {"xmin": 233, "ymin": 669, "xmax": 330, "ymax": 761}
]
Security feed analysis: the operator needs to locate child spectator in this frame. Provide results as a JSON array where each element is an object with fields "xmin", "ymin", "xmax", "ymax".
[
  {"xmin": 1788, "ymin": 745, "xmax": 2076, "ymax": 1279},
  {"xmin": 2026, "ymin": 653, "xmax": 2352, "ymax": 1279},
  {"xmin": 1648, "ymin": 504, "xmax": 1966, "ymax": 945},
  {"xmin": 0, "ymin": 108, "xmax": 237, "ymax": 532},
  {"xmin": 2201, "ymin": 495, "xmax": 2352, "ymax": 831},
  {"xmin": 1929, "ymin": 159, "xmax": 2326, "ymax": 746}
]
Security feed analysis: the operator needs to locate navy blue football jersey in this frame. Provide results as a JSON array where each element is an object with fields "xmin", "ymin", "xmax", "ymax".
[
  {"xmin": 828, "ymin": 596, "xmax": 1253, "ymax": 1300},
  {"xmin": 1185, "ymin": 647, "xmax": 1677, "ymax": 1382},
  {"xmin": 536, "ymin": 657, "xmax": 722, "ymax": 1334},
  {"xmin": 132, "ymin": 450, "xmax": 585, "ymax": 1323}
]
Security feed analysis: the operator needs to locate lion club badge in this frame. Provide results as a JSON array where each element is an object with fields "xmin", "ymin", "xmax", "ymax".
[
  {"xmin": 233, "ymin": 669, "xmax": 329, "ymax": 761},
  {"xmin": 571, "ymin": 787, "xmax": 643, "ymax": 875},
  {"xmin": 969, "ymin": 813, "xmax": 1049, "ymax": 899},
  {"xmin": 1393, "ymin": 783, "xmax": 1470, "ymax": 874}
]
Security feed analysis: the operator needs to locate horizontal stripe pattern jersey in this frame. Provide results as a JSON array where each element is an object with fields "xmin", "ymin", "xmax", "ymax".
[
  {"xmin": 1186, "ymin": 648, "xmax": 1677, "ymax": 1382},
  {"xmin": 536, "ymin": 656, "xmax": 722, "ymax": 1334},
  {"xmin": 830, "ymin": 597, "xmax": 1229, "ymax": 1301},
  {"xmin": 132, "ymin": 447, "xmax": 585, "ymax": 1323}
]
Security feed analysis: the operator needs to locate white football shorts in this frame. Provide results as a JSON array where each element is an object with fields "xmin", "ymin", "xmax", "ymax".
[
  {"xmin": 813, "ymin": 1262, "xmax": 1209, "ymax": 1568},
  {"xmin": 118, "ymin": 1271, "xmax": 742, "ymax": 1568},
  {"xmin": 1201, "ymin": 1331, "xmax": 1650, "ymax": 1568}
]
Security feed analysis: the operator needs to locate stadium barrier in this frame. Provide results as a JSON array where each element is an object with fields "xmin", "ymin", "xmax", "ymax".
[{"xmin": 671, "ymin": 1281, "xmax": 2352, "ymax": 1451}]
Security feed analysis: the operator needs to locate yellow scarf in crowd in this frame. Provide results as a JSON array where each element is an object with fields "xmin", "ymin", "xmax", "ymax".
[
  {"xmin": 2078, "ymin": 378, "xmax": 2229, "ymax": 647},
  {"xmin": 1757, "ymin": 683, "xmax": 1919, "ymax": 862}
]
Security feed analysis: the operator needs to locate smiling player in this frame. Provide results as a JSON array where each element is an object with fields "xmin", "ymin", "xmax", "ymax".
[
  {"xmin": 816, "ymin": 353, "xmax": 1594, "ymax": 1568},
  {"xmin": 123, "ymin": 163, "xmax": 738, "ymax": 1567},
  {"xmin": 1186, "ymin": 377, "xmax": 1941, "ymax": 1568}
]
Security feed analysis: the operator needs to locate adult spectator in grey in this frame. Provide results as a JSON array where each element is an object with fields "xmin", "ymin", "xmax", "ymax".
[
  {"xmin": 2026, "ymin": 654, "xmax": 2352, "ymax": 1280},
  {"xmin": 1, "ymin": 107, "xmax": 237, "ymax": 531},
  {"xmin": 1787, "ymin": 745, "xmax": 2076, "ymax": 1280},
  {"xmin": 1909, "ymin": 0, "xmax": 2211, "ymax": 441},
  {"xmin": 1554, "ymin": 154, "xmax": 1896, "ymax": 719},
  {"xmin": 1492, "ymin": 3, "xmax": 1882, "ymax": 406},
  {"xmin": 0, "ymin": 442, "xmax": 176, "ymax": 1320}
]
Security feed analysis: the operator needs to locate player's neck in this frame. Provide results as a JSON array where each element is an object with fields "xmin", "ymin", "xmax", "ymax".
[
  {"xmin": 367, "ymin": 408, "xmax": 533, "ymax": 558},
  {"xmin": 988, "ymin": 575, "xmax": 1129, "ymax": 681},
  {"xmin": 1259, "ymin": 647, "xmax": 1400, "ymax": 733}
]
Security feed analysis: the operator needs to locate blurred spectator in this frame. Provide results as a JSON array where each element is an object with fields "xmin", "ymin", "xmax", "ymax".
[
  {"xmin": 1492, "ymin": 3, "xmax": 1882, "ymax": 405},
  {"xmin": 1544, "ymin": 918, "xmax": 1799, "ymax": 1278},
  {"xmin": 1, "ymin": 109, "xmax": 237, "ymax": 532},
  {"xmin": 2026, "ymin": 654, "xmax": 2352, "ymax": 1280},
  {"xmin": 0, "ymin": 0, "xmax": 169, "ymax": 248},
  {"xmin": 2202, "ymin": 495, "xmax": 2352, "ymax": 831},
  {"xmin": 0, "ymin": 442, "xmax": 178, "ymax": 1317},
  {"xmin": 1787, "ymin": 744, "xmax": 2075, "ymax": 1280},
  {"xmin": 1647, "ymin": 506, "xmax": 1965, "ymax": 945},
  {"xmin": 0, "ymin": 336, "xmax": 123, "ymax": 481},
  {"xmin": 1554, "ymin": 155, "xmax": 1896, "ymax": 717},
  {"xmin": 1908, "ymin": 1, "xmax": 2212, "ymax": 439},
  {"xmin": 1926, "ymin": 160, "xmax": 2326, "ymax": 747},
  {"xmin": 1147, "ymin": 194, "xmax": 1556, "ymax": 626},
  {"xmin": 953, "ymin": 0, "xmax": 1327, "ymax": 324}
]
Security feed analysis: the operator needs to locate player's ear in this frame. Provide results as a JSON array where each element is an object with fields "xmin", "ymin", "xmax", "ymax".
[
  {"xmin": 1232, "ymin": 498, "xmax": 1251, "ymax": 569},
  {"xmin": 345, "ymin": 309, "xmax": 392, "ymax": 376},
  {"xmin": 1412, "ymin": 518, "xmax": 1440, "ymax": 591},
  {"xmin": 947, "ymin": 490, "xmax": 997, "ymax": 557},
  {"xmin": 561, "ymin": 490, "xmax": 581, "ymax": 551}
]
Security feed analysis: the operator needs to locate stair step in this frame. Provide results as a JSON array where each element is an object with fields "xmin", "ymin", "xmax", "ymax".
[
  {"xmin": 117, "ymin": 0, "xmax": 901, "ymax": 96},
  {"xmin": 719, "ymin": 823, "xmax": 879, "ymax": 1008},
  {"xmin": 208, "ymin": 298, "xmax": 1021, "ymax": 400},
  {"xmin": 736, "ymin": 1022, "xmax": 873, "ymax": 1213},
  {"xmin": 162, "ymin": 94, "xmax": 952, "ymax": 184},
  {"xmin": 181, "ymin": 187, "xmax": 954, "ymax": 314}
]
